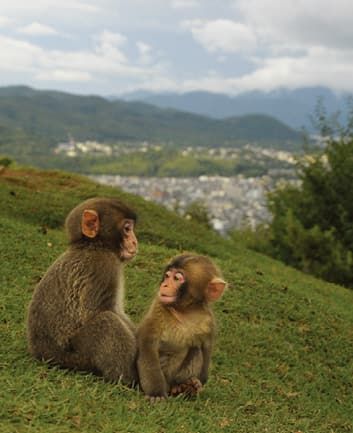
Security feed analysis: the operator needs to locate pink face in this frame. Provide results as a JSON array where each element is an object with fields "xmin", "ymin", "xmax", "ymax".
[
  {"xmin": 159, "ymin": 268, "xmax": 185, "ymax": 304},
  {"xmin": 120, "ymin": 219, "xmax": 138, "ymax": 261}
]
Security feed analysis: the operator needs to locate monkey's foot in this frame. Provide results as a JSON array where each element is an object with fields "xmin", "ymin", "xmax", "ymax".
[
  {"xmin": 170, "ymin": 377, "xmax": 203, "ymax": 398},
  {"xmin": 145, "ymin": 395, "xmax": 167, "ymax": 404}
]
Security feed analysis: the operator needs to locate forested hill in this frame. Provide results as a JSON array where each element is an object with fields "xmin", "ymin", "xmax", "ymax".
[
  {"xmin": 123, "ymin": 87, "xmax": 349, "ymax": 130},
  {"xmin": 0, "ymin": 86, "xmax": 300, "ymax": 151}
]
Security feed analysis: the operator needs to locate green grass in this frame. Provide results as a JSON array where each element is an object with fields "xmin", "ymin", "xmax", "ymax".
[{"xmin": 1, "ymin": 166, "xmax": 353, "ymax": 433}]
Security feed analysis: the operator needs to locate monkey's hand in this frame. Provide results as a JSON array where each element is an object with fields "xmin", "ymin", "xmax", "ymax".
[{"xmin": 170, "ymin": 377, "xmax": 203, "ymax": 398}]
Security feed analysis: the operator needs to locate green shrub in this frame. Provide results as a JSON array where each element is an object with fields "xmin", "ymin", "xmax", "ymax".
[
  {"xmin": 0, "ymin": 156, "xmax": 13, "ymax": 167},
  {"xmin": 266, "ymin": 102, "xmax": 353, "ymax": 287}
]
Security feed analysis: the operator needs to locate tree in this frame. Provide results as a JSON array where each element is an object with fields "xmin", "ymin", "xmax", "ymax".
[
  {"xmin": 267, "ymin": 101, "xmax": 353, "ymax": 287},
  {"xmin": 184, "ymin": 200, "xmax": 213, "ymax": 230}
]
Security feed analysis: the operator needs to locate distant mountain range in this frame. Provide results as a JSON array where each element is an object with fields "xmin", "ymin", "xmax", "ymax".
[
  {"xmin": 121, "ymin": 87, "xmax": 352, "ymax": 130},
  {"xmin": 0, "ymin": 86, "xmax": 301, "ymax": 157}
]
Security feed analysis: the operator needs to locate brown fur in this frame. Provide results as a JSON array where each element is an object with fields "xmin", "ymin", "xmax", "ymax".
[
  {"xmin": 27, "ymin": 197, "xmax": 138, "ymax": 385},
  {"xmin": 137, "ymin": 254, "xmax": 226, "ymax": 399}
]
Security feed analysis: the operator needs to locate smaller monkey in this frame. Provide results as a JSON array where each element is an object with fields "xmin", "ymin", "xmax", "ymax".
[{"xmin": 137, "ymin": 254, "xmax": 226, "ymax": 401}]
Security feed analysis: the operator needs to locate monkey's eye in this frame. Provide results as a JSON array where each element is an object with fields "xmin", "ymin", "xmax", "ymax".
[
  {"xmin": 165, "ymin": 271, "xmax": 172, "ymax": 279},
  {"xmin": 174, "ymin": 272, "xmax": 185, "ymax": 282}
]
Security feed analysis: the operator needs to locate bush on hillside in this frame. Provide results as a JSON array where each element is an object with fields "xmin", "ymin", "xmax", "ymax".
[
  {"xmin": 267, "ymin": 102, "xmax": 353, "ymax": 287},
  {"xmin": 184, "ymin": 200, "xmax": 213, "ymax": 230},
  {"xmin": 0, "ymin": 156, "xmax": 13, "ymax": 167}
]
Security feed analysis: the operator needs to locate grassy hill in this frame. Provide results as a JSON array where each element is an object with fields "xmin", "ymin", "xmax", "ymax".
[
  {"xmin": 0, "ymin": 86, "xmax": 300, "ymax": 157},
  {"xmin": 0, "ymin": 166, "xmax": 352, "ymax": 433}
]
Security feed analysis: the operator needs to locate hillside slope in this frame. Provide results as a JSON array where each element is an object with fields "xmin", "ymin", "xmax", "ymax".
[{"xmin": 0, "ymin": 166, "xmax": 352, "ymax": 433}]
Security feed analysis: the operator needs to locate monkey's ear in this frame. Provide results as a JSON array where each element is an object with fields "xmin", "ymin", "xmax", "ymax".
[
  {"xmin": 81, "ymin": 209, "xmax": 100, "ymax": 238},
  {"xmin": 207, "ymin": 277, "xmax": 226, "ymax": 302}
]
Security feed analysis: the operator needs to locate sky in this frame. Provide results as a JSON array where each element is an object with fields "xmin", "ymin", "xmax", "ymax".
[{"xmin": 0, "ymin": 0, "xmax": 353, "ymax": 96}]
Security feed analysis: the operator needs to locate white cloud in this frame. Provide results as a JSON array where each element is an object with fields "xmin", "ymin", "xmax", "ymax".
[
  {"xmin": 234, "ymin": 0, "xmax": 353, "ymax": 52},
  {"xmin": 179, "ymin": 45, "xmax": 353, "ymax": 94},
  {"xmin": 96, "ymin": 30, "xmax": 127, "ymax": 48},
  {"xmin": 136, "ymin": 41, "xmax": 153, "ymax": 65},
  {"xmin": 93, "ymin": 31, "xmax": 128, "ymax": 64},
  {"xmin": 18, "ymin": 22, "xmax": 58, "ymax": 36},
  {"xmin": 0, "ymin": 35, "xmax": 42, "ymax": 73},
  {"xmin": 0, "ymin": 15, "xmax": 12, "ymax": 27},
  {"xmin": 0, "ymin": 31, "xmax": 168, "ymax": 89},
  {"xmin": 236, "ymin": 47, "xmax": 353, "ymax": 93},
  {"xmin": 0, "ymin": 0, "xmax": 100, "ymax": 14},
  {"xmin": 171, "ymin": 0, "xmax": 199, "ymax": 9},
  {"xmin": 59, "ymin": 0, "xmax": 101, "ymax": 12},
  {"xmin": 36, "ymin": 69, "xmax": 92, "ymax": 82},
  {"xmin": 183, "ymin": 19, "xmax": 257, "ymax": 53}
]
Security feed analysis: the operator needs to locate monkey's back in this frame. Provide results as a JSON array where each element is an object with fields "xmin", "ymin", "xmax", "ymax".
[{"xmin": 27, "ymin": 247, "xmax": 119, "ymax": 357}]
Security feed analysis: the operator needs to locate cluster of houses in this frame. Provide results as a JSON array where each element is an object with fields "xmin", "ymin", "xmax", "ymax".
[{"xmin": 92, "ymin": 174, "xmax": 277, "ymax": 234}]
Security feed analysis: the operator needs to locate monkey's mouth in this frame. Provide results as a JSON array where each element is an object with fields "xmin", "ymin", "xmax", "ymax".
[
  {"xmin": 159, "ymin": 293, "xmax": 177, "ymax": 304},
  {"xmin": 120, "ymin": 249, "xmax": 137, "ymax": 261}
]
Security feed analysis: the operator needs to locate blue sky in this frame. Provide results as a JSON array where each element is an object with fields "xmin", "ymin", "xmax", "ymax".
[{"xmin": 0, "ymin": 0, "xmax": 352, "ymax": 96}]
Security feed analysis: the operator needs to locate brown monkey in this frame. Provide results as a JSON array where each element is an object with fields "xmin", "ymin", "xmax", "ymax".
[
  {"xmin": 137, "ymin": 254, "xmax": 226, "ymax": 401},
  {"xmin": 27, "ymin": 197, "xmax": 138, "ymax": 385}
]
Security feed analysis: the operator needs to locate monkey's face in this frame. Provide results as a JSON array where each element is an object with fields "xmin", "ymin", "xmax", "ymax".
[
  {"xmin": 158, "ymin": 256, "xmax": 227, "ymax": 308},
  {"xmin": 119, "ymin": 219, "xmax": 138, "ymax": 262},
  {"xmin": 159, "ymin": 268, "xmax": 186, "ymax": 305}
]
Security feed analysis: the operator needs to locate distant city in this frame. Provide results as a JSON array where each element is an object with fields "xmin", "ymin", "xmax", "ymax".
[
  {"xmin": 54, "ymin": 138, "xmax": 298, "ymax": 162},
  {"xmin": 91, "ymin": 174, "xmax": 296, "ymax": 234},
  {"xmin": 54, "ymin": 138, "xmax": 300, "ymax": 234}
]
